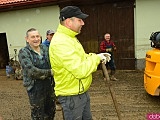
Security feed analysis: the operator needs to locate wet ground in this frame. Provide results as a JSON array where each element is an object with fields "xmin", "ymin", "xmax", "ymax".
[{"xmin": 0, "ymin": 69, "xmax": 159, "ymax": 120}]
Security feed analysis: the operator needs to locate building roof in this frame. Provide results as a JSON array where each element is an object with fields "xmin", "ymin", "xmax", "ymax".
[
  {"xmin": 0, "ymin": 0, "xmax": 28, "ymax": 5},
  {"xmin": 0, "ymin": 0, "xmax": 125, "ymax": 12},
  {"xmin": 0, "ymin": 0, "xmax": 60, "ymax": 12}
]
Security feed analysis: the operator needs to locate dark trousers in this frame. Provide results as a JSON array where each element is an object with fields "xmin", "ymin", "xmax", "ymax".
[
  {"xmin": 58, "ymin": 92, "xmax": 92, "ymax": 120},
  {"xmin": 102, "ymin": 56, "xmax": 116, "ymax": 77},
  {"xmin": 27, "ymin": 80, "xmax": 55, "ymax": 120}
]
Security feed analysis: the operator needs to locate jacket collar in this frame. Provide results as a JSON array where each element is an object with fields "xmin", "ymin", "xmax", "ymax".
[
  {"xmin": 57, "ymin": 24, "xmax": 78, "ymax": 37},
  {"xmin": 26, "ymin": 43, "xmax": 43, "ymax": 53}
]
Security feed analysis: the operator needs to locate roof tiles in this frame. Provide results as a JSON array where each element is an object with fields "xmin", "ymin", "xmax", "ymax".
[
  {"xmin": 0, "ymin": 0, "xmax": 59, "ymax": 12},
  {"xmin": 0, "ymin": 0, "xmax": 29, "ymax": 5}
]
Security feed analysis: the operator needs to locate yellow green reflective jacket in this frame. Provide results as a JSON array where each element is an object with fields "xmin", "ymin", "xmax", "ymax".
[{"xmin": 49, "ymin": 24, "xmax": 100, "ymax": 96}]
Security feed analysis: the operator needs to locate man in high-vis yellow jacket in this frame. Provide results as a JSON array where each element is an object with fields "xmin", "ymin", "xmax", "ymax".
[{"xmin": 49, "ymin": 6, "xmax": 111, "ymax": 120}]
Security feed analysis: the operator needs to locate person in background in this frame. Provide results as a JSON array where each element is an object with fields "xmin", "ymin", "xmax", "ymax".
[
  {"xmin": 49, "ymin": 6, "xmax": 111, "ymax": 119},
  {"xmin": 18, "ymin": 28, "xmax": 55, "ymax": 120},
  {"xmin": 42, "ymin": 30, "xmax": 55, "ymax": 47},
  {"xmin": 100, "ymin": 33, "xmax": 118, "ymax": 81},
  {"xmin": 43, "ymin": 29, "xmax": 62, "ymax": 111}
]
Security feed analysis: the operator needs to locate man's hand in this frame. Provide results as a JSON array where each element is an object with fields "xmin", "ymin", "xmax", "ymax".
[
  {"xmin": 97, "ymin": 53, "xmax": 111, "ymax": 64},
  {"xmin": 106, "ymin": 48, "xmax": 112, "ymax": 52}
]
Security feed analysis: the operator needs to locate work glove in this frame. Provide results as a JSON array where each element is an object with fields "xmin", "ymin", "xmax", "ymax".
[{"xmin": 97, "ymin": 53, "xmax": 111, "ymax": 64}]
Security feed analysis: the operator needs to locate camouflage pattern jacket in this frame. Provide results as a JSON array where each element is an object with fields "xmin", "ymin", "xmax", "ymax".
[{"xmin": 18, "ymin": 44, "xmax": 52, "ymax": 91}]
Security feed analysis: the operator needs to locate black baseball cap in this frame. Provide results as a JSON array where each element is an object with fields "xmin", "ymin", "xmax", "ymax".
[{"xmin": 59, "ymin": 6, "xmax": 89, "ymax": 21}]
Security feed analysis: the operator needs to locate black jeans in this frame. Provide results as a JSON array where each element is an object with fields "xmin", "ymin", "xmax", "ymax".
[{"xmin": 27, "ymin": 80, "xmax": 55, "ymax": 120}]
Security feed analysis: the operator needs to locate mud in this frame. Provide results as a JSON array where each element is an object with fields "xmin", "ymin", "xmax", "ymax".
[{"xmin": 0, "ymin": 69, "xmax": 159, "ymax": 120}]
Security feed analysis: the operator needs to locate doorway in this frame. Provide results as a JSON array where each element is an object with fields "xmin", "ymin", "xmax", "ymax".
[
  {"xmin": 79, "ymin": 1, "xmax": 135, "ymax": 69},
  {"xmin": 0, "ymin": 33, "xmax": 9, "ymax": 69}
]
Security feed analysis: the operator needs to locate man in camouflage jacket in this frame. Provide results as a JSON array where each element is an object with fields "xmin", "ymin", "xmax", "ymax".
[{"xmin": 18, "ymin": 28, "xmax": 55, "ymax": 120}]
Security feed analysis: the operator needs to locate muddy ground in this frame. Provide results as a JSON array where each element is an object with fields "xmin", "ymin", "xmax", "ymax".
[{"xmin": 0, "ymin": 69, "xmax": 160, "ymax": 120}]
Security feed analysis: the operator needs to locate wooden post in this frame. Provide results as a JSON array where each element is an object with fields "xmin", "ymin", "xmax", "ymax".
[{"xmin": 101, "ymin": 63, "xmax": 122, "ymax": 120}]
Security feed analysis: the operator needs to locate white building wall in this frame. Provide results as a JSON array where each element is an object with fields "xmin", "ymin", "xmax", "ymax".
[
  {"xmin": 0, "ymin": 5, "xmax": 59, "ymax": 58},
  {"xmin": 135, "ymin": 0, "xmax": 160, "ymax": 59}
]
